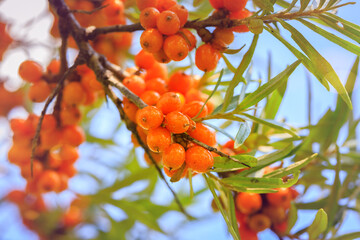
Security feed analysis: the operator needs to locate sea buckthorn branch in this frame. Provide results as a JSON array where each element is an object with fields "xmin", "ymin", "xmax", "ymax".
[
  {"xmin": 103, "ymin": 85, "xmax": 193, "ymax": 220},
  {"xmin": 82, "ymin": 2, "xmax": 354, "ymax": 40},
  {"xmin": 181, "ymin": 133, "xmax": 251, "ymax": 168}
]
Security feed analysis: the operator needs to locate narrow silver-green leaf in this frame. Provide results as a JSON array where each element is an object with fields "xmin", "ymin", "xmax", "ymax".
[
  {"xmin": 298, "ymin": 19, "xmax": 360, "ymax": 56},
  {"xmin": 234, "ymin": 121, "xmax": 251, "ymax": 148},
  {"xmin": 328, "ymin": 232, "xmax": 360, "ymax": 240},
  {"xmin": 264, "ymin": 153, "xmax": 317, "ymax": 178},
  {"xmin": 275, "ymin": 0, "xmax": 291, "ymax": 8},
  {"xmin": 286, "ymin": 203, "xmax": 298, "ymax": 233},
  {"xmin": 279, "ymin": 20, "xmax": 352, "ymax": 109},
  {"xmin": 300, "ymin": 0, "xmax": 311, "ymax": 11},
  {"xmin": 224, "ymin": 44, "xmax": 246, "ymax": 55},
  {"xmin": 213, "ymin": 155, "xmax": 257, "ymax": 172},
  {"xmin": 235, "ymin": 60, "xmax": 300, "ymax": 111},
  {"xmin": 257, "ymin": 143, "xmax": 295, "ymax": 165},
  {"xmin": 253, "ymin": 0, "xmax": 275, "ymax": 11},
  {"xmin": 307, "ymin": 209, "xmax": 328, "ymax": 240},
  {"xmin": 222, "ymin": 34, "xmax": 259, "ymax": 112},
  {"xmin": 221, "ymin": 53, "xmax": 237, "ymax": 73}
]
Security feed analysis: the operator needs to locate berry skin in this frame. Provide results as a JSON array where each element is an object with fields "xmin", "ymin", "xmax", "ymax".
[
  {"xmin": 273, "ymin": 221, "xmax": 288, "ymax": 236},
  {"xmin": 20, "ymin": 160, "xmax": 43, "ymax": 179},
  {"xmin": 140, "ymin": 7, "xmax": 160, "ymax": 29},
  {"xmin": 62, "ymin": 125, "xmax": 86, "ymax": 147},
  {"xmin": 123, "ymin": 75, "xmax": 146, "ymax": 96},
  {"xmin": 164, "ymin": 111, "xmax": 189, "ymax": 134},
  {"xmin": 144, "ymin": 151, "xmax": 162, "ymax": 165},
  {"xmin": 163, "ymin": 34, "xmax": 189, "ymax": 61},
  {"xmin": 156, "ymin": 10, "xmax": 180, "ymax": 35},
  {"xmin": 195, "ymin": 44, "xmax": 220, "ymax": 72},
  {"xmin": 262, "ymin": 205, "xmax": 287, "ymax": 224},
  {"xmin": 63, "ymin": 81, "xmax": 86, "ymax": 105},
  {"xmin": 28, "ymin": 81, "xmax": 51, "ymax": 102},
  {"xmin": 181, "ymin": 101, "xmax": 208, "ymax": 118},
  {"xmin": 168, "ymin": 71, "xmax": 193, "ymax": 95},
  {"xmin": 209, "ymin": 0, "xmax": 224, "ymax": 9},
  {"xmin": 179, "ymin": 29, "xmax": 197, "ymax": 51},
  {"xmin": 224, "ymin": 0, "xmax": 248, "ymax": 12},
  {"xmin": 147, "ymin": 127, "xmax": 172, "ymax": 153},
  {"xmin": 235, "ymin": 192, "xmax": 262, "ymax": 214},
  {"xmin": 153, "ymin": 49, "xmax": 171, "ymax": 63},
  {"xmin": 229, "ymin": 9, "xmax": 252, "ymax": 33},
  {"xmin": 140, "ymin": 90, "xmax": 161, "ymax": 105},
  {"xmin": 266, "ymin": 188, "xmax": 292, "ymax": 209},
  {"xmin": 47, "ymin": 59, "xmax": 61, "ymax": 75},
  {"xmin": 189, "ymin": 123, "xmax": 216, "ymax": 146},
  {"xmin": 213, "ymin": 27, "xmax": 234, "ymax": 45},
  {"xmin": 136, "ymin": 0, "xmax": 158, "ymax": 10},
  {"xmin": 156, "ymin": 0, "xmax": 177, "ymax": 12},
  {"xmin": 123, "ymin": 98, "xmax": 139, "ymax": 122},
  {"xmin": 168, "ymin": 4, "xmax": 188, "ymax": 27},
  {"xmin": 163, "ymin": 143, "xmax": 185, "ymax": 170},
  {"xmin": 144, "ymin": 62, "xmax": 168, "ymax": 80},
  {"xmin": 185, "ymin": 146, "xmax": 214, "ymax": 173},
  {"xmin": 63, "ymin": 206, "xmax": 83, "ymax": 227},
  {"xmin": 248, "ymin": 214, "xmax": 271, "ymax": 232},
  {"xmin": 156, "ymin": 92, "xmax": 184, "ymax": 114},
  {"xmin": 37, "ymin": 170, "xmax": 61, "ymax": 192},
  {"xmin": 145, "ymin": 77, "xmax": 168, "ymax": 94},
  {"xmin": 136, "ymin": 106, "xmax": 164, "ymax": 130},
  {"xmin": 238, "ymin": 224, "xmax": 259, "ymax": 240},
  {"xmin": 135, "ymin": 49, "xmax": 156, "ymax": 69},
  {"xmin": 18, "ymin": 60, "xmax": 43, "ymax": 83},
  {"xmin": 60, "ymin": 144, "xmax": 79, "ymax": 164},
  {"xmin": 140, "ymin": 28, "xmax": 163, "ymax": 53}
]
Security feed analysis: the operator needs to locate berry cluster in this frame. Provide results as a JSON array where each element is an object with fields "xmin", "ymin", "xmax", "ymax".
[
  {"xmin": 0, "ymin": 21, "xmax": 12, "ymax": 61},
  {"xmin": 235, "ymin": 188, "xmax": 299, "ymax": 239},
  {"xmin": 138, "ymin": 0, "xmax": 196, "ymax": 64},
  {"xmin": 7, "ymin": 59, "xmax": 108, "ymax": 194},
  {"xmin": 125, "ymin": 50, "xmax": 217, "ymax": 178},
  {"xmin": 0, "ymin": 82, "xmax": 23, "ymax": 116},
  {"xmin": 50, "ymin": 0, "xmax": 131, "ymax": 63}
]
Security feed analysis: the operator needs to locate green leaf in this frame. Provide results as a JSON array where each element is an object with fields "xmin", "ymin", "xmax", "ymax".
[
  {"xmin": 227, "ymin": 190, "xmax": 242, "ymax": 240},
  {"xmin": 222, "ymin": 34, "xmax": 259, "ymax": 112},
  {"xmin": 257, "ymin": 144, "xmax": 295, "ymax": 166},
  {"xmin": 240, "ymin": 112, "xmax": 298, "ymax": 137},
  {"xmin": 213, "ymin": 155, "xmax": 257, "ymax": 172},
  {"xmin": 278, "ymin": 20, "xmax": 352, "ymax": 109},
  {"xmin": 264, "ymin": 153, "xmax": 317, "ymax": 178},
  {"xmin": 235, "ymin": 60, "xmax": 300, "ymax": 111},
  {"xmin": 234, "ymin": 121, "xmax": 251, "ymax": 148},
  {"xmin": 307, "ymin": 209, "xmax": 328, "ymax": 240},
  {"xmin": 212, "ymin": 95, "xmax": 240, "ymax": 114},
  {"xmin": 328, "ymin": 232, "xmax": 360, "ymax": 240},
  {"xmin": 265, "ymin": 26, "xmax": 330, "ymax": 90},
  {"xmin": 263, "ymin": 73, "xmax": 288, "ymax": 119},
  {"xmin": 224, "ymin": 44, "xmax": 246, "ymax": 55},
  {"xmin": 286, "ymin": 203, "xmax": 298, "ymax": 233},
  {"xmin": 298, "ymin": 19, "xmax": 360, "ymax": 56},
  {"xmin": 275, "ymin": 0, "xmax": 291, "ymax": 8},
  {"xmin": 222, "ymin": 171, "xmax": 299, "ymax": 189},
  {"xmin": 221, "ymin": 53, "xmax": 236, "ymax": 73},
  {"xmin": 253, "ymin": 0, "xmax": 275, "ymax": 12},
  {"xmin": 193, "ymin": 0, "xmax": 205, "ymax": 7},
  {"xmin": 300, "ymin": 0, "xmax": 311, "ymax": 11}
]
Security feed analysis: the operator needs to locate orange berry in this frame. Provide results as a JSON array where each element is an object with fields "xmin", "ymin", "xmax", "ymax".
[
  {"xmin": 229, "ymin": 9, "xmax": 252, "ymax": 33},
  {"xmin": 238, "ymin": 223, "xmax": 259, "ymax": 240},
  {"xmin": 140, "ymin": 7, "xmax": 160, "ymax": 29},
  {"xmin": 140, "ymin": 28, "xmax": 163, "ymax": 53},
  {"xmin": 20, "ymin": 160, "xmax": 43, "ymax": 179},
  {"xmin": 60, "ymin": 105, "xmax": 82, "ymax": 126},
  {"xmin": 224, "ymin": 0, "xmax": 248, "ymax": 12},
  {"xmin": 60, "ymin": 144, "xmax": 79, "ymax": 164},
  {"xmin": 136, "ymin": 0, "xmax": 158, "ymax": 10},
  {"xmin": 273, "ymin": 221, "xmax": 288, "ymax": 236},
  {"xmin": 185, "ymin": 115, "xmax": 196, "ymax": 133},
  {"xmin": 145, "ymin": 77, "xmax": 168, "ymax": 94},
  {"xmin": 189, "ymin": 123, "xmax": 216, "ymax": 147},
  {"xmin": 156, "ymin": 92, "xmax": 183, "ymax": 114},
  {"xmin": 37, "ymin": 170, "xmax": 61, "ymax": 192},
  {"xmin": 156, "ymin": 10, "xmax": 180, "ymax": 35},
  {"xmin": 156, "ymin": 0, "xmax": 177, "ymax": 12},
  {"xmin": 185, "ymin": 88, "xmax": 206, "ymax": 103},
  {"xmin": 164, "ymin": 111, "xmax": 189, "ymax": 134},
  {"xmin": 168, "ymin": 4, "xmax": 188, "ymax": 27},
  {"xmin": 18, "ymin": 60, "xmax": 43, "ymax": 83},
  {"xmin": 48, "ymin": 152, "xmax": 63, "ymax": 169},
  {"xmin": 46, "ymin": 59, "xmax": 61, "ymax": 75},
  {"xmin": 248, "ymin": 214, "xmax": 271, "ymax": 232},
  {"xmin": 144, "ymin": 151, "xmax": 162, "ymax": 165},
  {"xmin": 164, "ymin": 165, "xmax": 188, "ymax": 178},
  {"xmin": 235, "ymin": 192, "xmax": 262, "ymax": 214},
  {"xmin": 28, "ymin": 81, "xmax": 51, "ymax": 102},
  {"xmin": 147, "ymin": 127, "xmax": 172, "ymax": 153},
  {"xmin": 63, "ymin": 81, "xmax": 86, "ymax": 105},
  {"xmin": 135, "ymin": 49, "xmax": 156, "ymax": 69},
  {"xmin": 63, "ymin": 206, "xmax": 83, "ymax": 227},
  {"xmin": 144, "ymin": 62, "xmax": 168, "ymax": 80},
  {"xmin": 163, "ymin": 34, "xmax": 189, "ymax": 61},
  {"xmin": 57, "ymin": 173, "xmax": 69, "ymax": 192},
  {"xmin": 168, "ymin": 71, "xmax": 193, "ymax": 95},
  {"xmin": 209, "ymin": 0, "xmax": 224, "ymax": 9},
  {"xmin": 59, "ymin": 163, "xmax": 77, "ymax": 177},
  {"xmin": 178, "ymin": 29, "xmax": 196, "ymax": 51},
  {"xmin": 123, "ymin": 75, "xmax": 146, "ymax": 96},
  {"xmin": 213, "ymin": 27, "xmax": 234, "ymax": 45},
  {"xmin": 136, "ymin": 106, "xmax": 164, "ymax": 130},
  {"xmin": 195, "ymin": 43, "xmax": 220, "ymax": 72},
  {"xmin": 103, "ymin": 0, "xmax": 125, "ymax": 25},
  {"xmin": 42, "ymin": 114, "xmax": 57, "ymax": 132},
  {"xmin": 181, "ymin": 101, "xmax": 208, "ymax": 118},
  {"xmin": 185, "ymin": 146, "xmax": 214, "ymax": 173},
  {"xmin": 6, "ymin": 190, "xmax": 26, "ymax": 205},
  {"xmin": 123, "ymin": 97, "xmax": 139, "ymax": 122},
  {"xmin": 81, "ymin": 71, "xmax": 103, "ymax": 92},
  {"xmin": 40, "ymin": 128, "xmax": 62, "ymax": 150},
  {"xmin": 62, "ymin": 125, "xmax": 86, "ymax": 146},
  {"xmin": 163, "ymin": 143, "xmax": 185, "ymax": 170},
  {"xmin": 140, "ymin": 90, "xmax": 161, "ymax": 105},
  {"xmin": 153, "ymin": 49, "xmax": 171, "ymax": 63},
  {"xmin": 266, "ymin": 188, "xmax": 292, "ymax": 209},
  {"xmin": 262, "ymin": 205, "xmax": 287, "ymax": 224}
]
